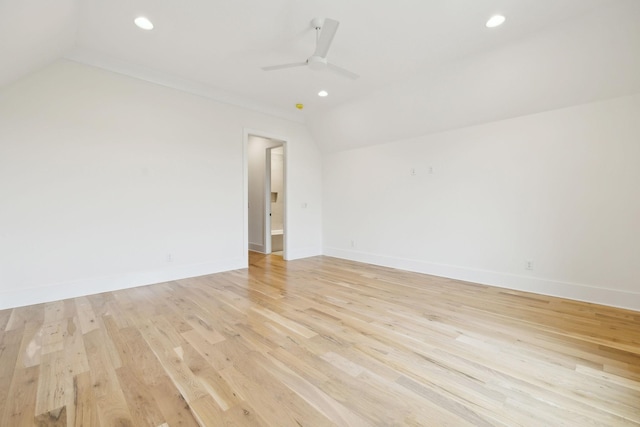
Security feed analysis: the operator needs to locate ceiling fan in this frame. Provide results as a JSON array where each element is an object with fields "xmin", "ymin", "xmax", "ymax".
[{"xmin": 262, "ymin": 18, "xmax": 359, "ymax": 80}]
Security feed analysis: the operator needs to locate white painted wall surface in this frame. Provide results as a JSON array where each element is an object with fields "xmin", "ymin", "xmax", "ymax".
[
  {"xmin": 323, "ymin": 94, "xmax": 640, "ymax": 310},
  {"xmin": 0, "ymin": 60, "xmax": 322, "ymax": 309}
]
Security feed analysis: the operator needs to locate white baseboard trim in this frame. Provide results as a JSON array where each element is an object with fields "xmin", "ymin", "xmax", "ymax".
[
  {"xmin": 323, "ymin": 247, "xmax": 640, "ymax": 312},
  {"xmin": 0, "ymin": 257, "xmax": 245, "ymax": 310},
  {"xmin": 285, "ymin": 246, "xmax": 323, "ymax": 261},
  {"xmin": 249, "ymin": 243, "xmax": 266, "ymax": 253}
]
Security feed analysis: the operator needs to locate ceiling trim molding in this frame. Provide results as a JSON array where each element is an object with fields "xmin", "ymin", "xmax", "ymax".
[{"xmin": 64, "ymin": 47, "xmax": 305, "ymax": 124}]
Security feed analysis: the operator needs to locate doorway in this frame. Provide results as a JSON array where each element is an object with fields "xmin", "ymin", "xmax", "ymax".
[{"xmin": 245, "ymin": 132, "xmax": 287, "ymax": 261}]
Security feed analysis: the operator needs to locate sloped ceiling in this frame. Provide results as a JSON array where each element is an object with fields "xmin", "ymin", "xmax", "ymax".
[
  {"xmin": 2, "ymin": 0, "xmax": 639, "ymax": 151},
  {"xmin": 0, "ymin": 0, "xmax": 79, "ymax": 86}
]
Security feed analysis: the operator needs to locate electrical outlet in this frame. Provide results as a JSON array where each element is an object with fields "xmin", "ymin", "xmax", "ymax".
[
  {"xmin": 350, "ymin": 240, "xmax": 356, "ymax": 248},
  {"xmin": 167, "ymin": 253, "xmax": 173, "ymax": 263},
  {"xmin": 428, "ymin": 166, "xmax": 434, "ymax": 174},
  {"xmin": 410, "ymin": 168, "xmax": 416, "ymax": 176},
  {"xmin": 525, "ymin": 260, "xmax": 533, "ymax": 270}
]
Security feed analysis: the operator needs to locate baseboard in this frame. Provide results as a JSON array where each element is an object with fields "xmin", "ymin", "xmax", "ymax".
[
  {"xmin": 323, "ymin": 247, "xmax": 640, "ymax": 312},
  {"xmin": 285, "ymin": 246, "xmax": 323, "ymax": 261},
  {"xmin": 0, "ymin": 257, "xmax": 245, "ymax": 310},
  {"xmin": 249, "ymin": 243, "xmax": 265, "ymax": 253}
]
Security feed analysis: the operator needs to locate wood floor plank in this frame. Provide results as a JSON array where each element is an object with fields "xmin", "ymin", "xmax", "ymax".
[
  {"xmin": 43, "ymin": 301, "xmax": 66, "ymax": 324},
  {"xmin": 34, "ymin": 405, "xmax": 66, "ymax": 427},
  {"xmin": 35, "ymin": 350, "xmax": 72, "ymax": 418},
  {"xmin": 62, "ymin": 316, "xmax": 89, "ymax": 377},
  {"xmin": 218, "ymin": 363, "xmax": 334, "ymax": 427},
  {"xmin": 257, "ymin": 349, "xmax": 373, "ymax": 426},
  {"xmin": 188, "ymin": 394, "xmax": 223, "ymax": 426},
  {"xmin": 188, "ymin": 368, "xmax": 235, "ymax": 412},
  {"xmin": 75, "ymin": 297, "xmax": 99, "ymax": 335},
  {"xmin": 136, "ymin": 319, "xmax": 209, "ymax": 404},
  {"xmin": 0, "ymin": 309, "xmax": 12, "ymax": 332},
  {"xmin": 147, "ymin": 373, "xmax": 200, "ymax": 427},
  {"xmin": 118, "ymin": 326, "xmax": 169, "ymax": 384},
  {"xmin": 220, "ymin": 401, "xmax": 269, "ymax": 426},
  {"xmin": 71, "ymin": 371, "xmax": 101, "ymax": 427},
  {"xmin": 41, "ymin": 320, "xmax": 66, "ymax": 355},
  {"xmin": 6, "ymin": 304, "xmax": 44, "ymax": 331},
  {"xmin": 83, "ymin": 328, "xmax": 134, "ymax": 426},
  {"xmin": 0, "ymin": 372, "xmax": 11, "ymax": 423},
  {"xmin": 116, "ymin": 366, "xmax": 167, "ymax": 427},
  {"xmin": 0, "ymin": 252, "xmax": 638, "ymax": 426},
  {"xmin": 1, "ymin": 365, "xmax": 39, "ymax": 426},
  {"xmin": 0, "ymin": 327, "xmax": 24, "ymax": 378}
]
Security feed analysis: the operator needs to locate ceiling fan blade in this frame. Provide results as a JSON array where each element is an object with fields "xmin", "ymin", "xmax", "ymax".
[
  {"xmin": 327, "ymin": 63, "xmax": 359, "ymax": 80},
  {"xmin": 262, "ymin": 62, "xmax": 307, "ymax": 71},
  {"xmin": 313, "ymin": 18, "xmax": 339, "ymax": 58}
]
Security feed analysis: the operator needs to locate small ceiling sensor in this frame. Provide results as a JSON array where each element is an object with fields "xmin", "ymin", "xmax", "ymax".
[
  {"xmin": 318, "ymin": 90, "xmax": 329, "ymax": 97},
  {"xmin": 134, "ymin": 16, "xmax": 154, "ymax": 30},
  {"xmin": 486, "ymin": 15, "xmax": 506, "ymax": 28}
]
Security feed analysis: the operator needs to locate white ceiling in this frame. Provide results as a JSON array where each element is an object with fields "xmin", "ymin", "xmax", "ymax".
[{"xmin": 2, "ymin": 0, "xmax": 640, "ymax": 151}]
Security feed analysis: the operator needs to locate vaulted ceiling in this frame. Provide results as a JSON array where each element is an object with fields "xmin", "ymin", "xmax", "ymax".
[{"xmin": 2, "ymin": 0, "xmax": 640, "ymax": 151}]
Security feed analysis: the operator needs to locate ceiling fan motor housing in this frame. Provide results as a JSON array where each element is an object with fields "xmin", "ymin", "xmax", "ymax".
[
  {"xmin": 310, "ymin": 17, "xmax": 325, "ymax": 30},
  {"xmin": 308, "ymin": 56, "xmax": 328, "ymax": 70}
]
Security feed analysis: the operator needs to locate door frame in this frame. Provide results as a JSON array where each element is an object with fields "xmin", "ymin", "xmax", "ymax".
[{"xmin": 243, "ymin": 129, "xmax": 288, "ymax": 265}]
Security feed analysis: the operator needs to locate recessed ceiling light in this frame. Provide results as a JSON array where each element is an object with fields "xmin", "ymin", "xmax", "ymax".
[
  {"xmin": 318, "ymin": 90, "xmax": 328, "ymax": 97},
  {"xmin": 486, "ymin": 15, "xmax": 506, "ymax": 28},
  {"xmin": 134, "ymin": 16, "xmax": 154, "ymax": 30}
]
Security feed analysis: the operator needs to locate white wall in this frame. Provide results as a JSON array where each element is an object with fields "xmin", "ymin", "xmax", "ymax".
[
  {"xmin": 248, "ymin": 136, "xmax": 282, "ymax": 253},
  {"xmin": 0, "ymin": 59, "xmax": 322, "ymax": 309},
  {"xmin": 323, "ymin": 93, "xmax": 640, "ymax": 311}
]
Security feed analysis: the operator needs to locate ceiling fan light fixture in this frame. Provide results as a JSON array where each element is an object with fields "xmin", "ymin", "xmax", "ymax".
[
  {"xmin": 134, "ymin": 16, "xmax": 154, "ymax": 30},
  {"xmin": 318, "ymin": 90, "xmax": 328, "ymax": 97},
  {"xmin": 486, "ymin": 15, "xmax": 506, "ymax": 28}
]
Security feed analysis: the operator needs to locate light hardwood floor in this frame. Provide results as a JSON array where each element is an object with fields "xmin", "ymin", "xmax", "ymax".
[{"xmin": 1, "ymin": 253, "xmax": 639, "ymax": 426}]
